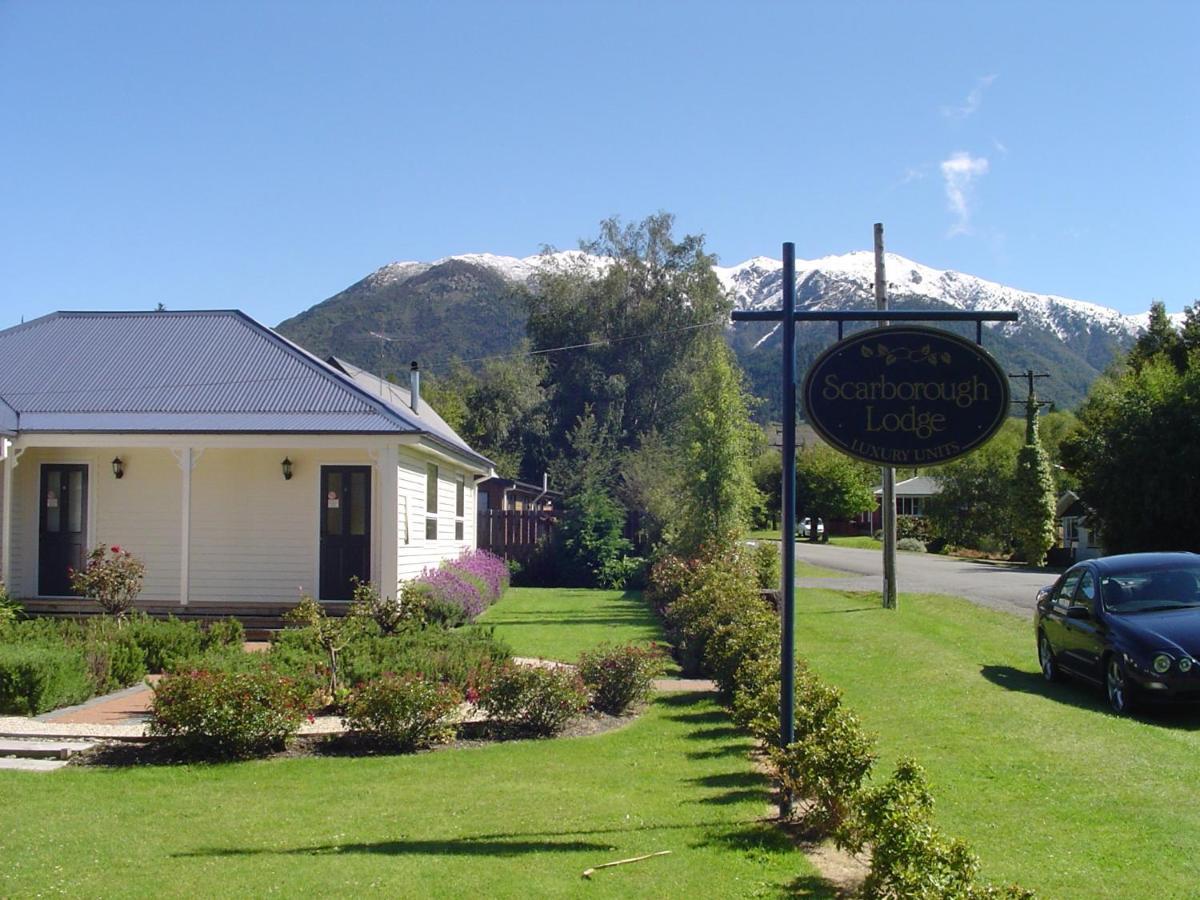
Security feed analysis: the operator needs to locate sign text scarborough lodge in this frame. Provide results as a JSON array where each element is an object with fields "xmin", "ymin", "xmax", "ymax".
[{"xmin": 802, "ymin": 326, "xmax": 1010, "ymax": 466}]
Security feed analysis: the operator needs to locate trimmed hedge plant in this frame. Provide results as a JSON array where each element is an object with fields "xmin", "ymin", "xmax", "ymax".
[
  {"xmin": 0, "ymin": 644, "xmax": 93, "ymax": 715},
  {"xmin": 149, "ymin": 666, "xmax": 311, "ymax": 759},
  {"xmin": 343, "ymin": 673, "xmax": 462, "ymax": 751}
]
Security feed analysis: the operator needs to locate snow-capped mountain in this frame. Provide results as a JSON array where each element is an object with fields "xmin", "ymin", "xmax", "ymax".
[{"xmin": 279, "ymin": 248, "xmax": 1151, "ymax": 415}]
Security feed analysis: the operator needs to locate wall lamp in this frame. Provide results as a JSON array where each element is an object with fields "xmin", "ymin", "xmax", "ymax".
[
  {"xmin": 281, "ymin": 457, "xmax": 293, "ymax": 481},
  {"xmin": 112, "ymin": 457, "xmax": 125, "ymax": 479}
]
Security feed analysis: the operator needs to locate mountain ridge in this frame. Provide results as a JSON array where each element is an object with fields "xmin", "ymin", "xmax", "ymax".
[{"xmin": 277, "ymin": 249, "xmax": 1150, "ymax": 416}]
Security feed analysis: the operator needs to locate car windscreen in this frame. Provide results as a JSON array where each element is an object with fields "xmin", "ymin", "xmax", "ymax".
[{"xmin": 1101, "ymin": 566, "xmax": 1200, "ymax": 613}]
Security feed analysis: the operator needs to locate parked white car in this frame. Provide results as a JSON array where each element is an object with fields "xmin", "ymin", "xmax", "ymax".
[{"xmin": 800, "ymin": 517, "xmax": 825, "ymax": 538}]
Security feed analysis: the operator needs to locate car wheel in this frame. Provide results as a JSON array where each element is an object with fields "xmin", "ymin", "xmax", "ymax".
[
  {"xmin": 1105, "ymin": 656, "xmax": 1135, "ymax": 715},
  {"xmin": 1038, "ymin": 632, "xmax": 1062, "ymax": 683}
]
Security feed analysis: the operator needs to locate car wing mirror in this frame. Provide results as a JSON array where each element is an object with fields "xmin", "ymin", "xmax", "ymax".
[{"xmin": 1065, "ymin": 605, "xmax": 1091, "ymax": 621}]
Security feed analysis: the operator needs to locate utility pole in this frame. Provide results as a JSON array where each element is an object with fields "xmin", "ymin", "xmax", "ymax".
[
  {"xmin": 1009, "ymin": 370, "xmax": 1052, "ymax": 440},
  {"xmin": 875, "ymin": 224, "xmax": 897, "ymax": 610}
]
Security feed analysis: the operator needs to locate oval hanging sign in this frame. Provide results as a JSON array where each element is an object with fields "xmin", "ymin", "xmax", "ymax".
[{"xmin": 802, "ymin": 325, "xmax": 1010, "ymax": 466}]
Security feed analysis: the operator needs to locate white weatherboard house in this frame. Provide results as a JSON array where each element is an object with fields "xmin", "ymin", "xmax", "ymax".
[{"xmin": 0, "ymin": 310, "xmax": 494, "ymax": 609}]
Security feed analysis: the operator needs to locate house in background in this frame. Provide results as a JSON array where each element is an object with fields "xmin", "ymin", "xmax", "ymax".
[
  {"xmin": 1057, "ymin": 490, "xmax": 1102, "ymax": 561},
  {"xmin": 0, "ymin": 310, "xmax": 493, "ymax": 614},
  {"xmin": 476, "ymin": 475, "xmax": 561, "ymax": 562},
  {"xmin": 864, "ymin": 475, "xmax": 942, "ymax": 532},
  {"xmin": 477, "ymin": 475, "xmax": 560, "ymax": 514}
]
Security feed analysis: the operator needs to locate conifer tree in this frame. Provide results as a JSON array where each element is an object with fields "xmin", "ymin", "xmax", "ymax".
[{"xmin": 1011, "ymin": 385, "xmax": 1057, "ymax": 566}]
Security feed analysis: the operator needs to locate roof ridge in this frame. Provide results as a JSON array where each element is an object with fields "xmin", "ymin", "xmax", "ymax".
[{"xmin": 227, "ymin": 312, "xmax": 423, "ymax": 434}]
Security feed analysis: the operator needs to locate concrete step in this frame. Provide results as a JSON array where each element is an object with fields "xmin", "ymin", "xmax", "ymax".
[
  {"xmin": 0, "ymin": 738, "xmax": 97, "ymax": 760},
  {"xmin": 0, "ymin": 757, "xmax": 70, "ymax": 772}
]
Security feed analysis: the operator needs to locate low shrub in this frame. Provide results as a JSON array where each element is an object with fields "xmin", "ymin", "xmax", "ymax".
[
  {"xmin": 0, "ymin": 644, "xmax": 93, "ymax": 715},
  {"xmin": 202, "ymin": 617, "xmax": 245, "ymax": 651},
  {"xmin": 751, "ymin": 541, "xmax": 781, "ymax": 590},
  {"xmin": 350, "ymin": 578, "xmax": 417, "ymax": 635},
  {"xmin": 68, "ymin": 544, "xmax": 145, "ymax": 618},
  {"xmin": 771, "ymin": 702, "xmax": 877, "ymax": 833},
  {"xmin": 343, "ymin": 673, "xmax": 462, "ymax": 751},
  {"xmin": 597, "ymin": 555, "xmax": 647, "ymax": 590},
  {"xmin": 703, "ymin": 604, "xmax": 778, "ymax": 701},
  {"xmin": 897, "ymin": 515, "xmax": 935, "ymax": 543},
  {"xmin": 838, "ymin": 758, "xmax": 1036, "ymax": 899},
  {"xmin": 413, "ymin": 567, "xmax": 488, "ymax": 624},
  {"xmin": 897, "ymin": 537, "xmax": 927, "ymax": 553},
  {"xmin": 0, "ymin": 583, "xmax": 20, "ymax": 633},
  {"xmin": 125, "ymin": 614, "xmax": 203, "ymax": 673},
  {"xmin": 478, "ymin": 663, "xmax": 587, "ymax": 737},
  {"xmin": 284, "ymin": 595, "xmax": 371, "ymax": 697},
  {"xmin": 84, "ymin": 619, "xmax": 147, "ymax": 692},
  {"xmin": 577, "ymin": 643, "xmax": 665, "ymax": 714},
  {"xmin": 149, "ymin": 666, "xmax": 311, "ymax": 758},
  {"xmin": 446, "ymin": 548, "xmax": 509, "ymax": 604},
  {"xmin": 340, "ymin": 628, "xmax": 511, "ymax": 693}
]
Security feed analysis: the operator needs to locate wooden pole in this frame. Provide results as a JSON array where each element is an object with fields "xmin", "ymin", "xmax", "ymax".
[{"xmin": 874, "ymin": 224, "xmax": 898, "ymax": 611}]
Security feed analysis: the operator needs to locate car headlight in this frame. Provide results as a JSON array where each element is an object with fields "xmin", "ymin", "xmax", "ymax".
[
  {"xmin": 1152, "ymin": 653, "xmax": 1173, "ymax": 674},
  {"xmin": 1180, "ymin": 657, "xmax": 1194, "ymax": 673}
]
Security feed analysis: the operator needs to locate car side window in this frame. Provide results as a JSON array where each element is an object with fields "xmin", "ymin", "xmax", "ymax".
[
  {"xmin": 1075, "ymin": 571, "xmax": 1097, "ymax": 611},
  {"xmin": 1055, "ymin": 570, "xmax": 1083, "ymax": 609}
]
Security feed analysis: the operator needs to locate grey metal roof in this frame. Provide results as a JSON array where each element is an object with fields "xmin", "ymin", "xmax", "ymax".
[
  {"xmin": 874, "ymin": 475, "xmax": 943, "ymax": 497},
  {"xmin": 325, "ymin": 356, "xmax": 485, "ymax": 464},
  {"xmin": 0, "ymin": 311, "xmax": 492, "ymax": 467},
  {"xmin": 0, "ymin": 396, "xmax": 16, "ymax": 435}
]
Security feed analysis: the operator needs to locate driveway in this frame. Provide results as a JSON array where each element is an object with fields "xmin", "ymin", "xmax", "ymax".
[{"xmin": 790, "ymin": 541, "xmax": 1057, "ymax": 618}]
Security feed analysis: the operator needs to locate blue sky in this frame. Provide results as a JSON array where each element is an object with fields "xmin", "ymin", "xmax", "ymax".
[{"xmin": 1, "ymin": 1, "xmax": 1196, "ymax": 328}]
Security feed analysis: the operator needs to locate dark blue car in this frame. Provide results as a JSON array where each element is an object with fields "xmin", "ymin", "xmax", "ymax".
[{"xmin": 1034, "ymin": 552, "xmax": 1200, "ymax": 714}]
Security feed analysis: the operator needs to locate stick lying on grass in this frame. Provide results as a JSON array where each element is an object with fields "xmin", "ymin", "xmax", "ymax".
[{"xmin": 581, "ymin": 850, "xmax": 671, "ymax": 879}]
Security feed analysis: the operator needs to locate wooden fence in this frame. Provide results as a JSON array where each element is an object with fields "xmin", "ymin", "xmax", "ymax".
[{"xmin": 476, "ymin": 510, "xmax": 557, "ymax": 562}]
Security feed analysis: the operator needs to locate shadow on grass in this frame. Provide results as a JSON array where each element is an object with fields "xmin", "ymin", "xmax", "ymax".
[
  {"xmin": 980, "ymin": 664, "xmax": 1200, "ymax": 728},
  {"xmin": 177, "ymin": 838, "xmax": 614, "ymax": 859}
]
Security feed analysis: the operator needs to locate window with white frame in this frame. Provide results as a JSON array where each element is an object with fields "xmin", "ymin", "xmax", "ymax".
[
  {"xmin": 455, "ymin": 474, "xmax": 465, "ymax": 541},
  {"xmin": 425, "ymin": 463, "xmax": 438, "ymax": 540},
  {"xmin": 896, "ymin": 496, "xmax": 925, "ymax": 516}
]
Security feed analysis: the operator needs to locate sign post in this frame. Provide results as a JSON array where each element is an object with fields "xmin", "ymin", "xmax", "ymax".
[{"xmin": 732, "ymin": 240, "xmax": 1017, "ymax": 820}]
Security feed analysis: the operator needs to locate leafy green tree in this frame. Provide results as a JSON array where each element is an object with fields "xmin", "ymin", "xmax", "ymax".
[
  {"xmin": 1061, "ymin": 356, "xmax": 1200, "ymax": 553},
  {"xmin": 525, "ymin": 213, "xmax": 733, "ymax": 455},
  {"xmin": 794, "ymin": 445, "xmax": 875, "ymax": 539},
  {"xmin": 751, "ymin": 448, "xmax": 782, "ymax": 529},
  {"xmin": 1129, "ymin": 301, "xmax": 1183, "ymax": 372},
  {"xmin": 617, "ymin": 430, "xmax": 683, "ymax": 553},
  {"xmin": 1011, "ymin": 394, "xmax": 1057, "ymax": 566},
  {"xmin": 672, "ymin": 339, "xmax": 761, "ymax": 556},
  {"xmin": 925, "ymin": 420, "xmax": 1024, "ymax": 553},
  {"xmin": 554, "ymin": 408, "xmax": 632, "ymax": 585},
  {"xmin": 421, "ymin": 349, "xmax": 550, "ymax": 480}
]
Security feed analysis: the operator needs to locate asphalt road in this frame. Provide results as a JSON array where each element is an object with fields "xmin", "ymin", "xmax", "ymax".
[{"xmin": 790, "ymin": 541, "xmax": 1057, "ymax": 619}]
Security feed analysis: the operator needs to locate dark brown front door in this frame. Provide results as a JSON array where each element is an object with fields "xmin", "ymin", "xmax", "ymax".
[
  {"xmin": 39, "ymin": 464, "xmax": 88, "ymax": 597},
  {"xmin": 319, "ymin": 466, "xmax": 371, "ymax": 601}
]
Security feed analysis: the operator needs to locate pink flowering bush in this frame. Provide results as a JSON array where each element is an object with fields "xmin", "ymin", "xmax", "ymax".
[
  {"xmin": 69, "ymin": 545, "xmax": 145, "ymax": 620},
  {"xmin": 413, "ymin": 549, "xmax": 510, "ymax": 627}
]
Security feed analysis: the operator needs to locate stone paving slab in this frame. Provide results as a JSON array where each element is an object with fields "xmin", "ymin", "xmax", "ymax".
[
  {"xmin": 0, "ymin": 738, "xmax": 97, "ymax": 759},
  {"xmin": 0, "ymin": 757, "xmax": 69, "ymax": 772}
]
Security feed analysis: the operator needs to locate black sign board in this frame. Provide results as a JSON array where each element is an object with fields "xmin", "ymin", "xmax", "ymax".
[{"xmin": 802, "ymin": 325, "xmax": 1010, "ymax": 466}]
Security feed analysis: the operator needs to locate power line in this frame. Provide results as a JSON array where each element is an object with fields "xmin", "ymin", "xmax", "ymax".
[{"xmin": 361, "ymin": 316, "xmax": 728, "ymax": 373}]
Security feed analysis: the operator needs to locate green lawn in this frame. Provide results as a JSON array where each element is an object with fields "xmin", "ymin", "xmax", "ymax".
[
  {"xmin": 3, "ymin": 587, "xmax": 824, "ymax": 897},
  {"xmin": 476, "ymin": 587, "xmax": 664, "ymax": 662},
  {"xmin": 826, "ymin": 536, "xmax": 881, "ymax": 550},
  {"xmin": 0, "ymin": 694, "xmax": 820, "ymax": 898},
  {"xmin": 792, "ymin": 589, "xmax": 1200, "ymax": 899}
]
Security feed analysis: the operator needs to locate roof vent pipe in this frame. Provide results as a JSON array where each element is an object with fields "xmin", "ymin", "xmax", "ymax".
[{"xmin": 409, "ymin": 361, "xmax": 420, "ymax": 414}]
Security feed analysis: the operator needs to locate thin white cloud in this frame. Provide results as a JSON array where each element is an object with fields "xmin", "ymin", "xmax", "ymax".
[
  {"xmin": 942, "ymin": 74, "xmax": 998, "ymax": 119},
  {"xmin": 940, "ymin": 152, "xmax": 989, "ymax": 236}
]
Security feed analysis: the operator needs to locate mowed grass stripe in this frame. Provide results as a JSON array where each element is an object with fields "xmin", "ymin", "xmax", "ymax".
[
  {"xmin": 793, "ymin": 588, "xmax": 1200, "ymax": 899},
  {"xmin": 0, "ymin": 694, "xmax": 820, "ymax": 898}
]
